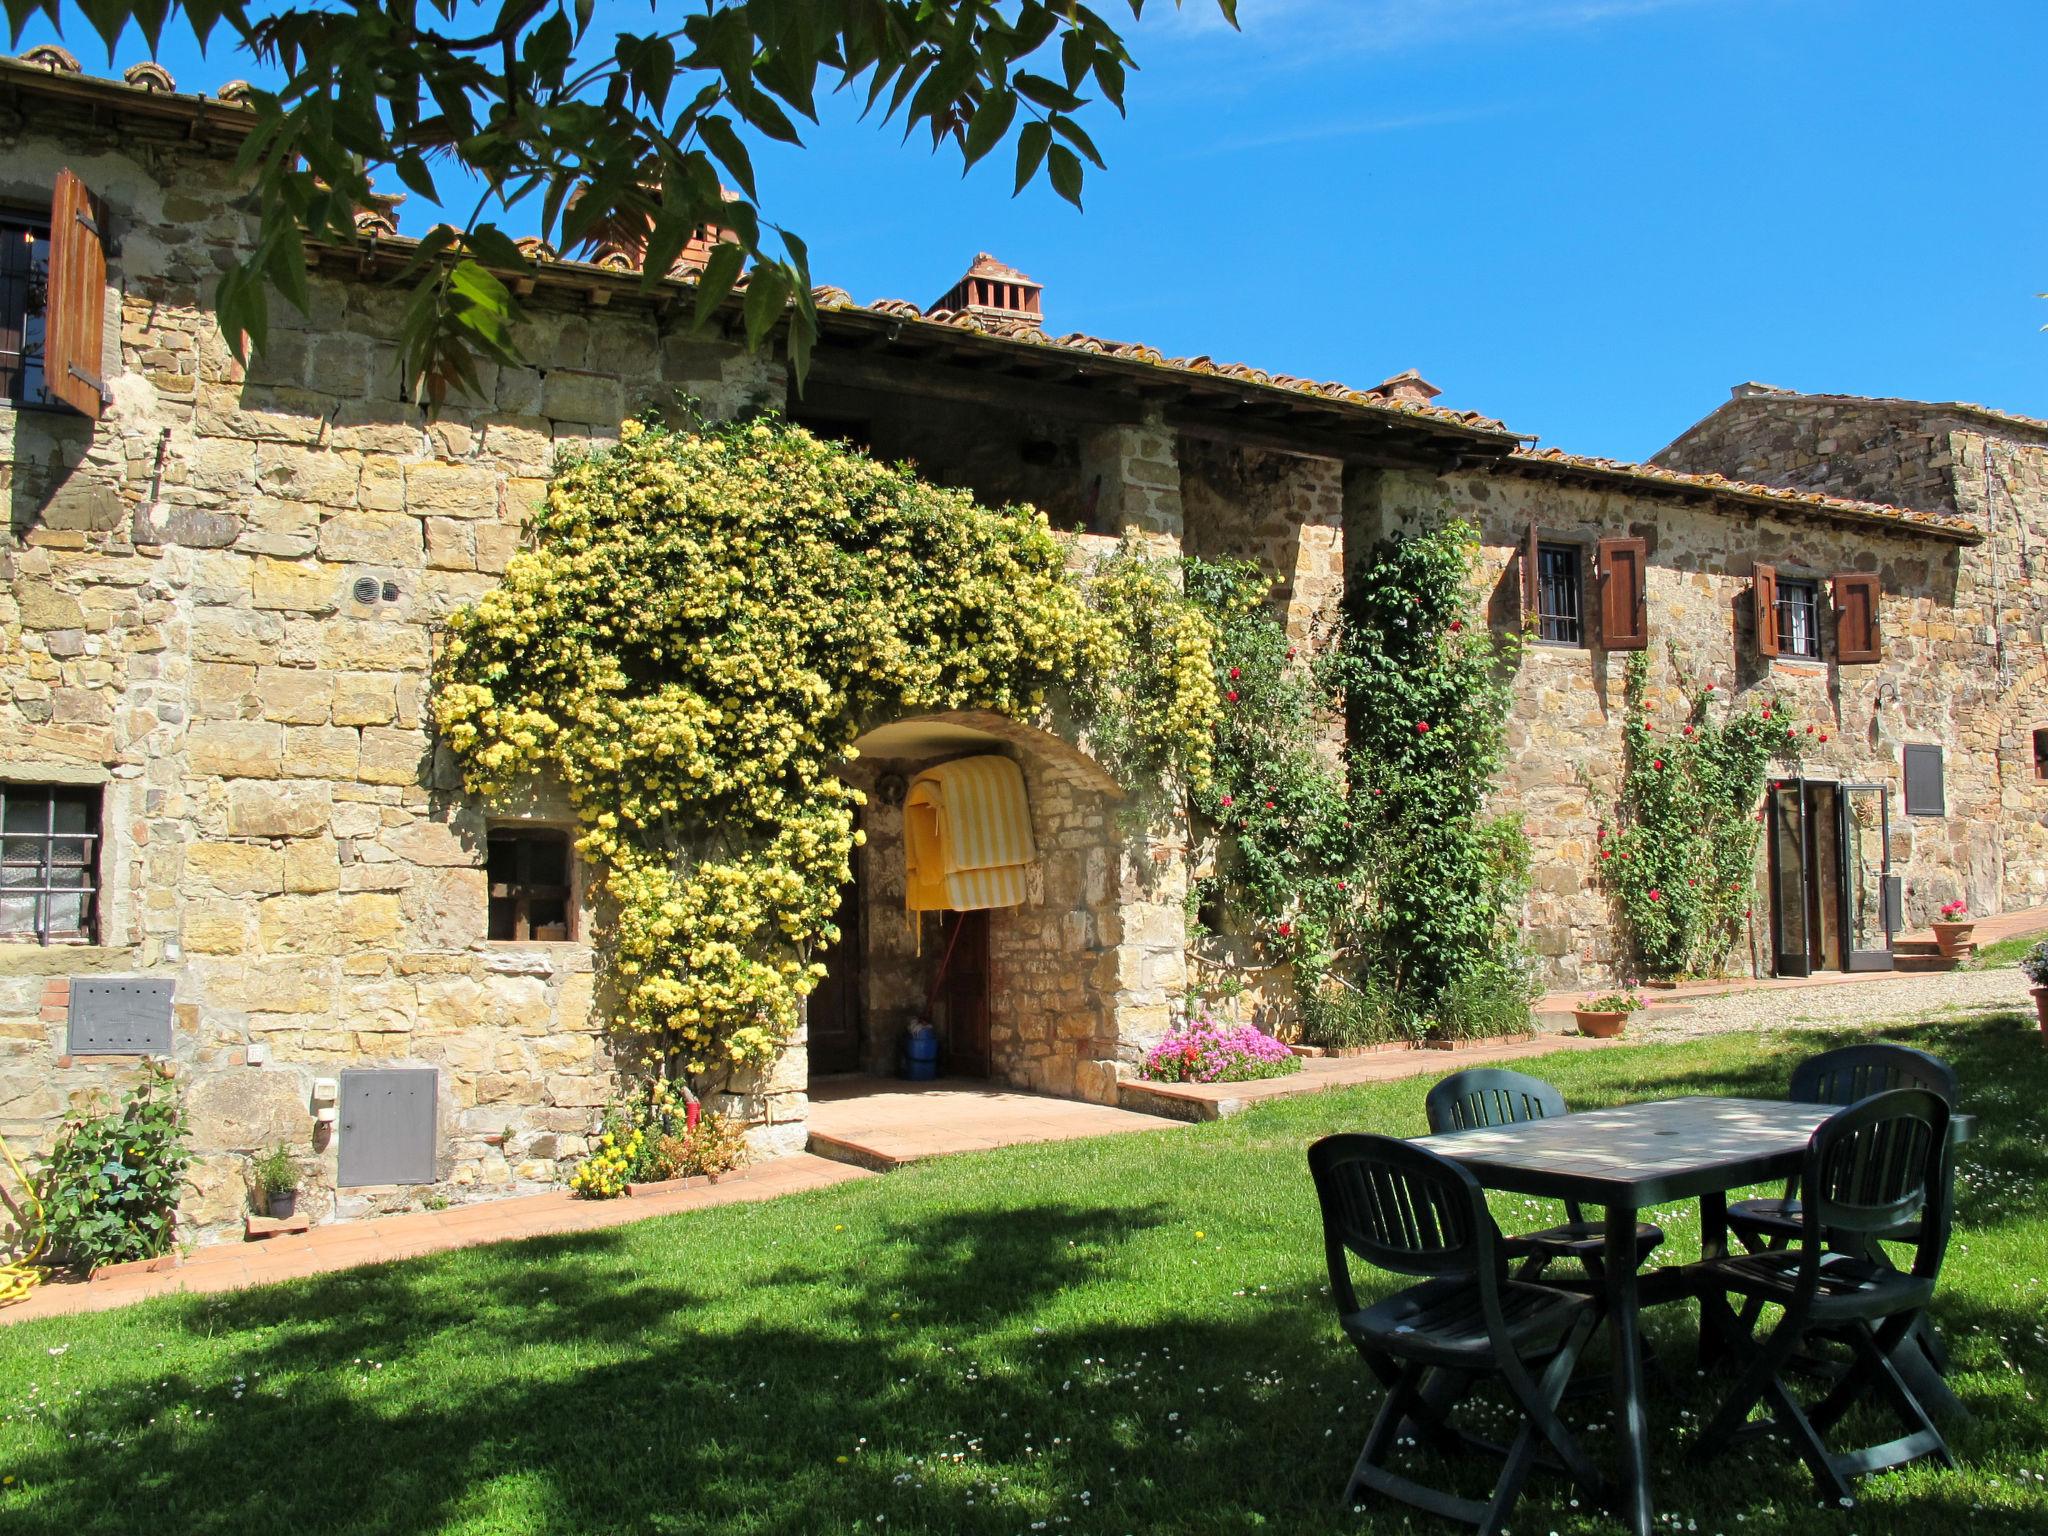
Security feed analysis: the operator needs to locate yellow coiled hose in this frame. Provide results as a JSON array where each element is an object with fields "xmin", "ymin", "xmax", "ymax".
[{"xmin": 0, "ymin": 1131, "xmax": 45, "ymax": 1307}]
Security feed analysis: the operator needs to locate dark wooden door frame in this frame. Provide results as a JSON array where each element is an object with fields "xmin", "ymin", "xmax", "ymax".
[
  {"xmin": 807, "ymin": 842, "xmax": 866, "ymax": 1075},
  {"xmin": 1770, "ymin": 778, "xmax": 1895, "ymax": 977},
  {"xmin": 935, "ymin": 908, "xmax": 992, "ymax": 1078}
]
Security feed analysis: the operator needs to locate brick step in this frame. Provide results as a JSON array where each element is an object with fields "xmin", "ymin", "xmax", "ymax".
[
  {"xmin": 804, "ymin": 1131, "xmax": 908, "ymax": 1174},
  {"xmin": 1893, "ymin": 938, "xmax": 1972, "ymax": 958},
  {"xmin": 1892, "ymin": 952, "xmax": 1962, "ymax": 973}
]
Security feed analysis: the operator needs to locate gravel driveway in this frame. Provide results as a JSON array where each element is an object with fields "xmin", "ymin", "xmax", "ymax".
[{"xmin": 1633, "ymin": 965, "xmax": 2036, "ymax": 1042}]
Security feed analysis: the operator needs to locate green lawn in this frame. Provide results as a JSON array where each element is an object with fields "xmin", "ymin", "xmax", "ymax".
[
  {"xmin": 1964, "ymin": 930, "xmax": 2047, "ymax": 969},
  {"xmin": 3, "ymin": 1016, "xmax": 2045, "ymax": 1536}
]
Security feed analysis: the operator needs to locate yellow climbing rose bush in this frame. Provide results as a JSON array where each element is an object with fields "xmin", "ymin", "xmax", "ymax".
[{"xmin": 436, "ymin": 416, "xmax": 1219, "ymax": 1079}]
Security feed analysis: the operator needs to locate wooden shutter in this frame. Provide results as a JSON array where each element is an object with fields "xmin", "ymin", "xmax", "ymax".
[
  {"xmin": 1597, "ymin": 536, "xmax": 1648, "ymax": 650},
  {"xmin": 1521, "ymin": 522, "xmax": 1540, "ymax": 623},
  {"xmin": 1833, "ymin": 572, "xmax": 1882, "ymax": 663},
  {"xmin": 45, "ymin": 169, "xmax": 109, "ymax": 420},
  {"xmin": 1753, "ymin": 561, "xmax": 1780, "ymax": 658}
]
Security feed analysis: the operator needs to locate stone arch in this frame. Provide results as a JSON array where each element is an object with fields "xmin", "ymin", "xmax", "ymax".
[{"xmin": 811, "ymin": 710, "xmax": 1184, "ymax": 1104}]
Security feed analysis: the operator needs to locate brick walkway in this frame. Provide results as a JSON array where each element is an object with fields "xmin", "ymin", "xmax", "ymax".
[
  {"xmin": 0, "ymin": 1152, "xmax": 871, "ymax": 1326},
  {"xmin": 1118, "ymin": 1031, "xmax": 1620, "ymax": 1121},
  {"xmin": 807, "ymin": 1076, "xmax": 1180, "ymax": 1169},
  {"xmin": 1534, "ymin": 904, "xmax": 2048, "ymax": 1015}
]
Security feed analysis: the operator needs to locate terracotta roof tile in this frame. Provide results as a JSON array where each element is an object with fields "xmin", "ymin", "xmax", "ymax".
[
  {"xmin": 818, "ymin": 288, "xmax": 1509, "ymax": 433},
  {"xmin": 1507, "ymin": 448, "xmax": 1983, "ymax": 543}
]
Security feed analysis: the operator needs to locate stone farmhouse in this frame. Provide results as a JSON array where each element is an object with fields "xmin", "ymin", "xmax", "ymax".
[{"xmin": 1, "ymin": 53, "xmax": 2043, "ymax": 1240}]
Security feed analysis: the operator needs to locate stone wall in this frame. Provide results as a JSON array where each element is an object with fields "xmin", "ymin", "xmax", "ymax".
[
  {"xmin": 0, "ymin": 105, "xmax": 787, "ymax": 1238},
  {"xmin": 1653, "ymin": 391, "xmax": 1973, "ymax": 513},
  {"xmin": 1654, "ymin": 394, "xmax": 2048, "ymax": 915},
  {"xmin": 1357, "ymin": 461, "xmax": 2013, "ymax": 987}
]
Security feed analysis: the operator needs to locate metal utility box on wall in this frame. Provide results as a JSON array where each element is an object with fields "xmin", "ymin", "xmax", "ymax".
[
  {"xmin": 67, "ymin": 978, "xmax": 173, "ymax": 1055},
  {"xmin": 337, "ymin": 1068, "xmax": 439, "ymax": 1187}
]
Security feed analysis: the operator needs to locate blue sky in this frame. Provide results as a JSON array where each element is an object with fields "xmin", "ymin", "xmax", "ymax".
[{"xmin": 16, "ymin": 0, "xmax": 2048, "ymax": 457}]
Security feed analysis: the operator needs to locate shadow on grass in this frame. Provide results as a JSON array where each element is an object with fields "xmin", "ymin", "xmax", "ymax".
[{"xmin": 6, "ymin": 1022, "xmax": 2046, "ymax": 1536}]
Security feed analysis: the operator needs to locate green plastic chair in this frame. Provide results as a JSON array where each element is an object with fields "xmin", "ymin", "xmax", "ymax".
[
  {"xmin": 1308, "ymin": 1132, "xmax": 1605, "ymax": 1536},
  {"xmin": 1726, "ymin": 1043, "xmax": 1954, "ymax": 1253},
  {"xmin": 1425, "ymin": 1068, "xmax": 1665, "ymax": 1283},
  {"xmin": 1689, "ymin": 1088, "xmax": 1957, "ymax": 1504}
]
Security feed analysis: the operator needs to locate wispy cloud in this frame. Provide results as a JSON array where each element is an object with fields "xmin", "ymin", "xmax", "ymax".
[
  {"xmin": 1147, "ymin": 0, "xmax": 1740, "ymax": 69},
  {"xmin": 1183, "ymin": 100, "xmax": 1524, "ymax": 155}
]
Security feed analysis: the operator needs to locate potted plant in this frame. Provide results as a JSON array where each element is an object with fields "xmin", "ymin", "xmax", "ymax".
[
  {"xmin": 1932, "ymin": 899, "xmax": 1974, "ymax": 957},
  {"xmin": 2021, "ymin": 940, "xmax": 2048, "ymax": 1040},
  {"xmin": 1573, "ymin": 992, "xmax": 1644, "ymax": 1039},
  {"xmin": 252, "ymin": 1143, "xmax": 302, "ymax": 1220}
]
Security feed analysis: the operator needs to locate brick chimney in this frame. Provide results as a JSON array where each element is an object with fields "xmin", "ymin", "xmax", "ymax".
[
  {"xmin": 570, "ymin": 187, "xmax": 742, "ymax": 276},
  {"xmin": 1364, "ymin": 369, "xmax": 1443, "ymax": 408},
  {"xmin": 931, "ymin": 253, "xmax": 1044, "ymax": 329}
]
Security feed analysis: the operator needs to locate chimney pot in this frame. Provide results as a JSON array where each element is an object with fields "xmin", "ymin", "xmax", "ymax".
[{"xmin": 931, "ymin": 253, "xmax": 1044, "ymax": 330}]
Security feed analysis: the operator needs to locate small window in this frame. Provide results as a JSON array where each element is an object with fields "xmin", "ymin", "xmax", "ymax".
[
  {"xmin": 487, "ymin": 827, "xmax": 573, "ymax": 941},
  {"xmin": 0, "ymin": 784, "xmax": 101, "ymax": 944},
  {"xmin": 2033, "ymin": 727, "xmax": 2048, "ymax": 782},
  {"xmin": 0, "ymin": 212, "xmax": 51, "ymax": 406},
  {"xmin": 1775, "ymin": 578, "xmax": 1822, "ymax": 660},
  {"xmin": 1535, "ymin": 543, "xmax": 1584, "ymax": 645}
]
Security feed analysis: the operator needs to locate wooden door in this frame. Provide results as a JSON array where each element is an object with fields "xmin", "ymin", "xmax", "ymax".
[
  {"xmin": 808, "ymin": 852, "xmax": 864, "ymax": 1075},
  {"xmin": 936, "ymin": 909, "xmax": 992, "ymax": 1078},
  {"xmin": 1768, "ymin": 780, "xmax": 1811, "ymax": 977}
]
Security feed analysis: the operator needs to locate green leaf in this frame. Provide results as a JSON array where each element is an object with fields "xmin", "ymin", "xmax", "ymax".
[
  {"xmin": 741, "ymin": 262, "xmax": 789, "ymax": 350},
  {"xmin": 1047, "ymin": 143, "xmax": 1084, "ymax": 208},
  {"xmin": 1015, "ymin": 72, "xmax": 1085, "ymax": 113},
  {"xmin": 961, "ymin": 90, "xmax": 1017, "ymax": 171},
  {"xmin": 690, "ymin": 239, "xmax": 746, "ymax": 332},
  {"xmin": 1050, "ymin": 115, "xmax": 1105, "ymax": 170},
  {"xmin": 1013, "ymin": 120, "xmax": 1052, "ymax": 195},
  {"xmin": 697, "ymin": 114, "xmax": 758, "ymax": 199}
]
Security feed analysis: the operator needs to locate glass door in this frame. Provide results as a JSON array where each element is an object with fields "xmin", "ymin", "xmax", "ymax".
[
  {"xmin": 1768, "ymin": 780, "xmax": 1810, "ymax": 977},
  {"xmin": 1840, "ymin": 783, "xmax": 1894, "ymax": 971}
]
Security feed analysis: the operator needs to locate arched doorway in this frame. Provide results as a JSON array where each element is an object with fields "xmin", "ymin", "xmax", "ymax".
[{"xmin": 807, "ymin": 710, "xmax": 1181, "ymax": 1105}]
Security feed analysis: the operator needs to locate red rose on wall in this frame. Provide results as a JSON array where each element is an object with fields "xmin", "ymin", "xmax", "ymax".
[
  {"xmin": 1648, "ymin": 889, "xmax": 1662, "ymax": 902},
  {"xmin": 1416, "ymin": 721, "xmax": 1430, "ymax": 733},
  {"xmin": 1226, "ymin": 690, "xmax": 1239, "ymax": 703}
]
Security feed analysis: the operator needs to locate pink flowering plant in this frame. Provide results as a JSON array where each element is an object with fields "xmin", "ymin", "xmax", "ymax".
[{"xmin": 1139, "ymin": 1015, "xmax": 1302, "ymax": 1085}]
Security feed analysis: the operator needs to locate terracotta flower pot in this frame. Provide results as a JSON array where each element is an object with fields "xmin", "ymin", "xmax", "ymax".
[
  {"xmin": 1931, "ymin": 921, "xmax": 1975, "ymax": 958},
  {"xmin": 2033, "ymin": 986, "xmax": 2048, "ymax": 1041},
  {"xmin": 1573, "ymin": 1009, "xmax": 1629, "ymax": 1039}
]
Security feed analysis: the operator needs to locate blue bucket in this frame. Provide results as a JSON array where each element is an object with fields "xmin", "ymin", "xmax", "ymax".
[{"xmin": 901, "ymin": 1022, "xmax": 939, "ymax": 1078}]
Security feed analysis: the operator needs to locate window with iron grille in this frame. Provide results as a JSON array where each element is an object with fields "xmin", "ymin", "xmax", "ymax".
[
  {"xmin": 487, "ymin": 827, "xmax": 573, "ymax": 941},
  {"xmin": 1775, "ymin": 578, "xmax": 1821, "ymax": 660},
  {"xmin": 0, "ymin": 213, "xmax": 51, "ymax": 407},
  {"xmin": 1535, "ymin": 543, "xmax": 1584, "ymax": 645},
  {"xmin": 0, "ymin": 784, "xmax": 101, "ymax": 944}
]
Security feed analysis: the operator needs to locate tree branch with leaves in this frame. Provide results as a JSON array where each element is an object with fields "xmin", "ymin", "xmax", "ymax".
[{"xmin": 7, "ymin": 0, "xmax": 1237, "ymax": 401}]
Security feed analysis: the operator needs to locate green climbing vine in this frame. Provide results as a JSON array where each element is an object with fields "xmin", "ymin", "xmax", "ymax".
[
  {"xmin": 1338, "ymin": 520, "xmax": 1530, "ymax": 1018},
  {"xmin": 435, "ymin": 416, "xmax": 1219, "ymax": 1082},
  {"xmin": 1604, "ymin": 648, "xmax": 1800, "ymax": 977},
  {"xmin": 1186, "ymin": 555, "xmax": 1359, "ymax": 1002},
  {"xmin": 1186, "ymin": 521, "xmax": 1533, "ymax": 1045}
]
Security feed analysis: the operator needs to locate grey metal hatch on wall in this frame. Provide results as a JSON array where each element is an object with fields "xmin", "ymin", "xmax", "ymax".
[
  {"xmin": 67, "ymin": 978, "xmax": 173, "ymax": 1055},
  {"xmin": 1903, "ymin": 744, "xmax": 1945, "ymax": 817},
  {"xmin": 337, "ymin": 1068, "xmax": 440, "ymax": 1187}
]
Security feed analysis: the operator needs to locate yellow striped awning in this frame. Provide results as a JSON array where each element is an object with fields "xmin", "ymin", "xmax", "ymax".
[{"xmin": 903, "ymin": 754, "xmax": 1037, "ymax": 912}]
